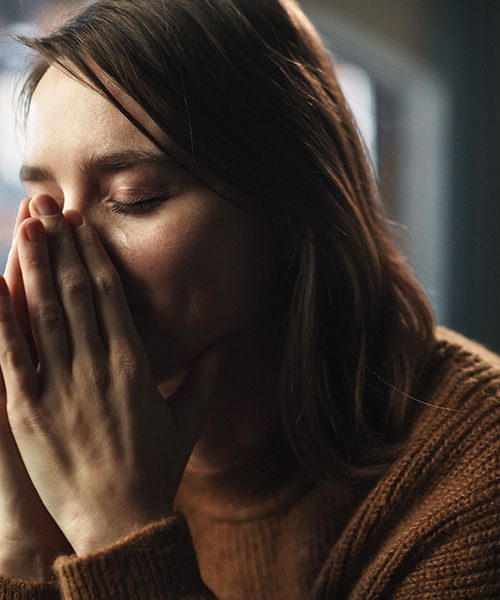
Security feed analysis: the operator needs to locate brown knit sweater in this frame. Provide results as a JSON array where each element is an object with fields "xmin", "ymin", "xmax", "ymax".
[{"xmin": 1, "ymin": 326, "xmax": 498, "ymax": 599}]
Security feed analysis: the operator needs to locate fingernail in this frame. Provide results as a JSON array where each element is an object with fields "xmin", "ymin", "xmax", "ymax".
[
  {"xmin": 25, "ymin": 220, "xmax": 45, "ymax": 244},
  {"xmin": 65, "ymin": 210, "xmax": 83, "ymax": 227},
  {"xmin": 32, "ymin": 195, "xmax": 60, "ymax": 216}
]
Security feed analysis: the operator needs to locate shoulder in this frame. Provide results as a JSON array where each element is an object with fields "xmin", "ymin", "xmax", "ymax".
[
  {"xmin": 398, "ymin": 326, "xmax": 499, "ymax": 523},
  {"xmin": 314, "ymin": 327, "xmax": 499, "ymax": 599},
  {"xmin": 404, "ymin": 327, "xmax": 499, "ymax": 538},
  {"xmin": 416, "ymin": 324, "xmax": 500, "ymax": 416},
  {"xmin": 433, "ymin": 324, "xmax": 500, "ymax": 373},
  {"xmin": 406, "ymin": 325, "xmax": 499, "ymax": 470}
]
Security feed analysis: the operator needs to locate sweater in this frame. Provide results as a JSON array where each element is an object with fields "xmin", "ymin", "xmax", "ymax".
[{"xmin": 0, "ymin": 325, "xmax": 498, "ymax": 599}]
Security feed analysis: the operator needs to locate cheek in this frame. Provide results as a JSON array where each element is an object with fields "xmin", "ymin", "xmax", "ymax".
[
  {"xmin": 104, "ymin": 211, "xmax": 213, "ymax": 316},
  {"xmin": 114, "ymin": 221, "xmax": 196, "ymax": 306},
  {"xmin": 103, "ymin": 206, "xmax": 276, "ymax": 335}
]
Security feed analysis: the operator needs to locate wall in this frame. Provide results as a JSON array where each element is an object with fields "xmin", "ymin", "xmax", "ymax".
[{"xmin": 304, "ymin": 0, "xmax": 500, "ymax": 352}]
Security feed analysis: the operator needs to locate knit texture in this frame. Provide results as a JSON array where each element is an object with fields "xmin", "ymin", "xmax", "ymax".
[
  {"xmin": 0, "ymin": 325, "xmax": 498, "ymax": 599},
  {"xmin": 0, "ymin": 579, "xmax": 59, "ymax": 600}
]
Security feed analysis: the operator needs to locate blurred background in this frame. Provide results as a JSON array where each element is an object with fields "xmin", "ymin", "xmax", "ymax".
[{"xmin": 0, "ymin": 0, "xmax": 499, "ymax": 352}]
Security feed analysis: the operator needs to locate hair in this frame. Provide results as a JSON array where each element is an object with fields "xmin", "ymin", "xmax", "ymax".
[{"xmin": 16, "ymin": 0, "xmax": 437, "ymax": 493}]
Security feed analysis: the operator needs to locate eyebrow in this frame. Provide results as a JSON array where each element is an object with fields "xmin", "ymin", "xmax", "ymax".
[{"xmin": 19, "ymin": 150, "xmax": 171, "ymax": 183}]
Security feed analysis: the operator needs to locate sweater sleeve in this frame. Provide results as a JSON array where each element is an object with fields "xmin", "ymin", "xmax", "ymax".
[
  {"xmin": 52, "ymin": 512, "xmax": 217, "ymax": 600},
  {"xmin": 0, "ymin": 576, "xmax": 60, "ymax": 600}
]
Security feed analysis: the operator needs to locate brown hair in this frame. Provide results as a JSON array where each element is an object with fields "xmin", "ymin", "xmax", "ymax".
[{"xmin": 17, "ymin": 0, "xmax": 437, "ymax": 492}]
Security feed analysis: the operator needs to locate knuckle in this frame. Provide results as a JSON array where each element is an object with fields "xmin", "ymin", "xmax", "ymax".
[
  {"xmin": 3, "ymin": 342, "xmax": 27, "ymax": 371},
  {"xmin": 35, "ymin": 301, "xmax": 63, "ymax": 330},
  {"xmin": 79, "ymin": 226, "xmax": 96, "ymax": 246},
  {"xmin": 45, "ymin": 219, "xmax": 66, "ymax": 240},
  {"xmin": 26, "ymin": 253, "xmax": 45, "ymax": 271},
  {"xmin": 113, "ymin": 350, "xmax": 139, "ymax": 376},
  {"xmin": 61, "ymin": 270, "xmax": 89, "ymax": 300},
  {"xmin": 90, "ymin": 366, "xmax": 108, "ymax": 389},
  {"xmin": 81, "ymin": 356, "xmax": 108, "ymax": 389},
  {"xmin": 7, "ymin": 402, "xmax": 40, "ymax": 436},
  {"xmin": 94, "ymin": 271, "xmax": 120, "ymax": 298}
]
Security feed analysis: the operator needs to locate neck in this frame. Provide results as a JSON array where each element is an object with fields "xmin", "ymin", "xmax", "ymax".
[{"xmin": 187, "ymin": 323, "xmax": 282, "ymax": 472}]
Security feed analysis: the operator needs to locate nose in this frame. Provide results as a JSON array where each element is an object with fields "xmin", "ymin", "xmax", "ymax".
[
  {"xmin": 59, "ymin": 192, "xmax": 107, "ymax": 243},
  {"xmin": 59, "ymin": 191, "xmax": 89, "ymax": 220}
]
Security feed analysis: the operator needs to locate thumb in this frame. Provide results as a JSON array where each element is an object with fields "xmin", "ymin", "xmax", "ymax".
[{"xmin": 168, "ymin": 333, "xmax": 242, "ymax": 446}]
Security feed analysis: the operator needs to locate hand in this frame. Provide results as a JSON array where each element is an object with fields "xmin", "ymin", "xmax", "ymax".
[
  {"xmin": 0, "ymin": 199, "xmax": 73, "ymax": 582},
  {"xmin": 0, "ymin": 194, "xmax": 236, "ymax": 556},
  {"xmin": 4, "ymin": 199, "xmax": 37, "ymax": 363}
]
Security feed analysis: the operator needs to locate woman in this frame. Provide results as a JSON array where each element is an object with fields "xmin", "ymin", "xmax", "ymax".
[{"xmin": 0, "ymin": 0, "xmax": 498, "ymax": 598}]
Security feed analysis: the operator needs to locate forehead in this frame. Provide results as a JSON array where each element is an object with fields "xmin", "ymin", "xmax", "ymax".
[
  {"xmin": 25, "ymin": 65, "xmax": 257, "ymax": 212},
  {"xmin": 25, "ymin": 66, "xmax": 161, "ymax": 161}
]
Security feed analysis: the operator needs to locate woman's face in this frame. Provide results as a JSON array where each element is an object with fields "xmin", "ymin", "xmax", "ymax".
[{"xmin": 22, "ymin": 66, "xmax": 282, "ymax": 393}]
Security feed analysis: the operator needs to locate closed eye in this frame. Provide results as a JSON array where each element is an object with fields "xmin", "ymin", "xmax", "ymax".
[{"xmin": 109, "ymin": 194, "xmax": 170, "ymax": 215}]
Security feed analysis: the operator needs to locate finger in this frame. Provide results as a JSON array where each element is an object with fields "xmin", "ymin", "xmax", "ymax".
[
  {"xmin": 17, "ymin": 218, "xmax": 70, "ymax": 372},
  {"xmin": 29, "ymin": 195, "xmax": 103, "ymax": 362},
  {"xmin": 5, "ymin": 198, "xmax": 31, "ymax": 315},
  {"xmin": 168, "ymin": 334, "xmax": 242, "ymax": 450},
  {"xmin": 14, "ymin": 198, "xmax": 31, "ymax": 237},
  {"xmin": 65, "ymin": 211, "xmax": 144, "ymax": 355},
  {"xmin": 0, "ymin": 275, "xmax": 37, "ymax": 400},
  {"xmin": 4, "ymin": 199, "xmax": 37, "ymax": 363}
]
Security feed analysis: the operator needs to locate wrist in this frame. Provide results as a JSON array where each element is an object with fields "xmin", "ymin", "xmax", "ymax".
[
  {"xmin": 0, "ymin": 548, "xmax": 56, "ymax": 583},
  {"xmin": 72, "ymin": 506, "xmax": 172, "ymax": 556}
]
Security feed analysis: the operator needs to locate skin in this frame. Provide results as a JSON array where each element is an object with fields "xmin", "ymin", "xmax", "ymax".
[{"xmin": 0, "ymin": 65, "xmax": 286, "ymax": 579}]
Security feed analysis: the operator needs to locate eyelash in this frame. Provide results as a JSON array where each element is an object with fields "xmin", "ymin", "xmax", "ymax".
[{"xmin": 109, "ymin": 194, "xmax": 169, "ymax": 215}]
